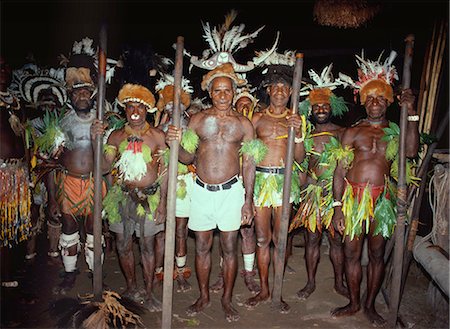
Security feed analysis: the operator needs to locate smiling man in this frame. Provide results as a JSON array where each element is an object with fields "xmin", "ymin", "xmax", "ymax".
[
  {"xmin": 166, "ymin": 63, "xmax": 255, "ymax": 323},
  {"xmin": 92, "ymin": 83, "xmax": 168, "ymax": 312},
  {"xmin": 331, "ymin": 52, "xmax": 419, "ymax": 326}
]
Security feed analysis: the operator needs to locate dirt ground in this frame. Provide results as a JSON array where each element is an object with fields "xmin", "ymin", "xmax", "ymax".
[{"xmin": 1, "ymin": 230, "xmax": 448, "ymax": 329}]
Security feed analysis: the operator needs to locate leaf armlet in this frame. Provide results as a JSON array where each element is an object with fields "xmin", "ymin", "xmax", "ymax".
[
  {"xmin": 181, "ymin": 129, "xmax": 199, "ymax": 154},
  {"xmin": 239, "ymin": 138, "xmax": 268, "ymax": 164},
  {"xmin": 104, "ymin": 144, "xmax": 117, "ymax": 157}
]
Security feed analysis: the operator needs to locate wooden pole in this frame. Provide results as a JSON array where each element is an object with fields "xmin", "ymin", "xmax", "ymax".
[
  {"xmin": 399, "ymin": 108, "xmax": 449, "ymax": 299},
  {"xmin": 161, "ymin": 36, "xmax": 184, "ymax": 329},
  {"xmin": 93, "ymin": 24, "xmax": 107, "ymax": 301},
  {"xmin": 388, "ymin": 34, "xmax": 414, "ymax": 328},
  {"xmin": 271, "ymin": 53, "xmax": 304, "ymax": 307}
]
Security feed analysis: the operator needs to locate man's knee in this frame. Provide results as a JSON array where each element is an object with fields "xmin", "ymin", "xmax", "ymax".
[
  {"xmin": 141, "ymin": 236, "xmax": 156, "ymax": 256},
  {"xmin": 116, "ymin": 235, "xmax": 132, "ymax": 256},
  {"xmin": 256, "ymin": 234, "xmax": 271, "ymax": 249}
]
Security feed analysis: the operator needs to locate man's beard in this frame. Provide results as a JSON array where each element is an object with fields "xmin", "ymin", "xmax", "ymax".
[
  {"xmin": 311, "ymin": 111, "xmax": 332, "ymax": 124},
  {"xmin": 73, "ymin": 100, "xmax": 94, "ymax": 113}
]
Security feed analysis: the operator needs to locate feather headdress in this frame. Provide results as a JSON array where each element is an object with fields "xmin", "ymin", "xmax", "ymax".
[
  {"xmin": 155, "ymin": 74, "xmax": 193, "ymax": 112},
  {"xmin": 256, "ymin": 50, "xmax": 296, "ymax": 87},
  {"xmin": 234, "ymin": 73, "xmax": 258, "ymax": 105},
  {"xmin": 188, "ymin": 10, "xmax": 278, "ymax": 72},
  {"xmin": 19, "ymin": 75, "xmax": 67, "ymax": 108},
  {"xmin": 64, "ymin": 37, "xmax": 119, "ymax": 89},
  {"xmin": 338, "ymin": 50, "xmax": 399, "ymax": 103},
  {"xmin": 299, "ymin": 64, "xmax": 348, "ymax": 117}
]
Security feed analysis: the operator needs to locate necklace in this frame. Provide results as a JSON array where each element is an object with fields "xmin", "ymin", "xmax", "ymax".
[
  {"xmin": 124, "ymin": 122, "xmax": 150, "ymax": 137},
  {"xmin": 365, "ymin": 118, "xmax": 386, "ymax": 126},
  {"xmin": 265, "ymin": 108, "xmax": 289, "ymax": 119}
]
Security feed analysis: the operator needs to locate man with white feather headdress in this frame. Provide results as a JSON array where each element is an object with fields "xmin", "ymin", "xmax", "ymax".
[
  {"xmin": 45, "ymin": 37, "xmax": 117, "ymax": 294},
  {"xmin": 330, "ymin": 50, "xmax": 419, "ymax": 326},
  {"xmin": 288, "ymin": 64, "xmax": 352, "ymax": 301},
  {"xmin": 187, "ymin": 10, "xmax": 278, "ymax": 302}
]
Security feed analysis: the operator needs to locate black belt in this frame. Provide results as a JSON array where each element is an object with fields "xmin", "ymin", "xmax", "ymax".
[
  {"xmin": 195, "ymin": 176, "xmax": 238, "ymax": 192},
  {"xmin": 256, "ymin": 166, "xmax": 285, "ymax": 174},
  {"xmin": 61, "ymin": 169, "xmax": 92, "ymax": 180},
  {"xmin": 122, "ymin": 182, "xmax": 160, "ymax": 199}
]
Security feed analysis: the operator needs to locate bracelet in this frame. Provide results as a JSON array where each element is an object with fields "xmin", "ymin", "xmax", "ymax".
[
  {"xmin": 332, "ymin": 201, "xmax": 342, "ymax": 207},
  {"xmin": 407, "ymin": 115, "xmax": 419, "ymax": 122},
  {"xmin": 294, "ymin": 136, "xmax": 304, "ymax": 144}
]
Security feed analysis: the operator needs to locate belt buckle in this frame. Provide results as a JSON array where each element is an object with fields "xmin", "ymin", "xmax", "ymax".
[{"xmin": 206, "ymin": 184, "xmax": 220, "ymax": 192}]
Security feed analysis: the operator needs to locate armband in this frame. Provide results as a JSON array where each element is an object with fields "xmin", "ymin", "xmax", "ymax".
[
  {"xmin": 239, "ymin": 139, "xmax": 268, "ymax": 164},
  {"xmin": 332, "ymin": 201, "xmax": 343, "ymax": 207},
  {"xmin": 407, "ymin": 115, "xmax": 419, "ymax": 122}
]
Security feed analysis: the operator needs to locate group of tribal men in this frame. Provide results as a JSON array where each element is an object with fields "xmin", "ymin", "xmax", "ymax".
[{"xmin": 0, "ymin": 31, "xmax": 419, "ymax": 328}]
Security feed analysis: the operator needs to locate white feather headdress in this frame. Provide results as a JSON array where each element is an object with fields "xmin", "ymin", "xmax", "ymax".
[
  {"xmin": 299, "ymin": 64, "xmax": 343, "ymax": 96},
  {"xmin": 338, "ymin": 50, "xmax": 399, "ymax": 91},
  {"xmin": 67, "ymin": 37, "xmax": 119, "ymax": 85},
  {"xmin": 255, "ymin": 50, "xmax": 296, "ymax": 74},
  {"xmin": 188, "ymin": 10, "xmax": 278, "ymax": 72},
  {"xmin": 155, "ymin": 74, "xmax": 194, "ymax": 94}
]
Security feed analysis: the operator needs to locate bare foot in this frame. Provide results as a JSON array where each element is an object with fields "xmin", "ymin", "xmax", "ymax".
[
  {"xmin": 285, "ymin": 263, "xmax": 296, "ymax": 274},
  {"xmin": 209, "ymin": 273, "xmax": 224, "ymax": 293},
  {"xmin": 364, "ymin": 307, "xmax": 387, "ymax": 327},
  {"xmin": 244, "ymin": 291, "xmax": 270, "ymax": 309},
  {"xmin": 186, "ymin": 297, "xmax": 210, "ymax": 317},
  {"xmin": 334, "ymin": 284, "xmax": 350, "ymax": 299},
  {"xmin": 241, "ymin": 270, "xmax": 260, "ymax": 294},
  {"xmin": 271, "ymin": 298, "xmax": 290, "ymax": 314},
  {"xmin": 143, "ymin": 294, "xmax": 162, "ymax": 312},
  {"xmin": 296, "ymin": 283, "xmax": 315, "ymax": 300},
  {"xmin": 123, "ymin": 287, "xmax": 145, "ymax": 304},
  {"xmin": 331, "ymin": 303, "xmax": 360, "ymax": 318},
  {"xmin": 176, "ymin": 276, "xmax": 192, "ymax": 293},
  {"xmin": 221, "ymin": 299, "xmax": 240, "ymax": 322}
]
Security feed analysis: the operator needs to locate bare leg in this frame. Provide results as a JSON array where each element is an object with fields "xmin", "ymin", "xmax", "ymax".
[
  {"xmin": 153, "ymin": 231, "xmax": 165, "ymax": 286},
  {"xmin": 328, "ymin": 231, "xmax": 349, "ymax": 298},
  {"xmin": 56, "ymin": 214, "xmax": 80, "ymax": 293},
  {"xmin": 209, "ymin": 236, "xmax": 224, "ymax": 293},
  {"xmin": 271, "ymin": 206, "xmax": 290, "ymax": 314},
  {"xmin": 175, "ymin": 217, "xmax": 191, "ymax": 292},
  {"xmin": 186, "ymin": 230, "xmax": 213, "ymax": 316},
  {"xmin": 363, "ymin": 226, "xmax": 387, "ymax": 327},
  {"xmin": 297, "ymin": 230, "xmax": 321, "ymax": 300},
  {"xmin": 116, "ymin": 232, "xmax": 140, "ymax": 300},
  {"xmin": 331, "ymin": 235, "xmax": 364, "ymax": 318},
  {"xmin": 220, "ymin": 230, "xmax": 240, "ymax": 322},
  {"xmin": 245, "ymin": 207, "xmax": 272, "ymax": 309},
  {"xmin": 240, "ymin": 223, "xmax": 260, "ymax": 294},
  {"xmin": 141, "ymin": 235, "xmax": 161, "ymax": 312}
]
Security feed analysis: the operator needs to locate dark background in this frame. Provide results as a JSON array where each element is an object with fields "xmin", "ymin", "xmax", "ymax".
[{"xmin": 1, "ymin": 0, "xmax": 449, "ymax": 234}]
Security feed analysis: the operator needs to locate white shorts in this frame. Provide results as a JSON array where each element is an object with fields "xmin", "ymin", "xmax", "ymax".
[
  {"xmin": 188, "ymin": 175, "xmax": 244, "ymax": 232},
  {"xmin": 176, "ymin": 172, "xmax": 194, "ymax": 218}
]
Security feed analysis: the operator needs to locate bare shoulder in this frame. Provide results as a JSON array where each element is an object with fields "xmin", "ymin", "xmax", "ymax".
[
  {"xmin": 251, "ymin": 112, "xmax": 264, "ymax": 126},
  {"xmin": 107, "ymin": 129, "xmax": 125, "ymax": 146}
]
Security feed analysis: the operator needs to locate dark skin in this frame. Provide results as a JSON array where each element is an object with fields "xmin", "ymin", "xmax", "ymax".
[
  {"xmin": 244, "ymin": 81, "xmax": 304, "ymax": 314},
  {"xmin": 47, "ymin": 86, "xmax": 96, "ymax": 267},
  {"xmin": 211, "ymin": 94, "xmax": 260, "ymax": 294},
  {"xmin": 296, "ymin": 103, "xmax": 348, "ymax": 300},
  {"xmin": 331, "ymin": 88, "xmax": 418, "ymax": 327},
  {"xmin": 92, "ymin": 101, "xmax": 168, "ymax": 312},
  {"xmin": 166, "ymin": 76, "xmax": 255, "ymax": 322},
  {"xmin": 156, "ymin": 100, "xmax": 191, "ymax": 293}
]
